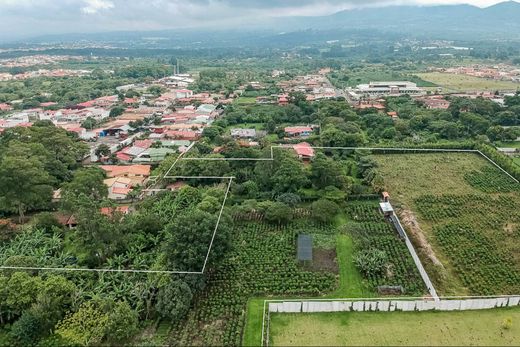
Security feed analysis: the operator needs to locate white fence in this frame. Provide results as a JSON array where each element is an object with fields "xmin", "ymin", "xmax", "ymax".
[
  {"xmin": 263, "ymin": 296, "xmax": 520, "ymax": 346},
  {"xmin": 390, "ymin": 214, "xmax": 439, "ymax": 300},
  {"xmin": 268, "ymin": 296, "xmax": 520, "ymax": 313}
]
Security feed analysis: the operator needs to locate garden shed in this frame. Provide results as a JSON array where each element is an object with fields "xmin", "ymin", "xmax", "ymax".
[
  {"xmin": 297, "ymin": 234, "xmax": 313, "ymax": 261},
  {"xmin": 379, "ymin": 202, "xmax": 394, "ymax": 217}
]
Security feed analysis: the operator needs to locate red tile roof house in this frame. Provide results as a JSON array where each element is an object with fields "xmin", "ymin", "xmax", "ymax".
[
  {"xmin": 293, "ymin": 142, "xmax": 315, "ymax": 160},
  {"xmin": 285, "ymin": 126, "xmax": 313, "ymax": 137},
  {"xmin": 115, "ymin": 139, "xmax": 154, "ymax": 163},
  {"xmin": 100, "ymin": 206, "xmax": 131, "ymax": 217},
  {"xmin": 0, "ymin": 103, "xmax": 12, "ymax": 112},
  {"xmin": 100, "ymin": 164, "xmax": 150, "ymax": 201},
  {"xmin": 278, "ymin": 95, "xmax": 289, "ymax": 106},
  {"xmin": 165, "ymin": 130, "xmax": 201, "ymax": 141}
]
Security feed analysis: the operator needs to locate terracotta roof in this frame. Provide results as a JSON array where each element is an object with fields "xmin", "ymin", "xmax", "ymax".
[
  {"xmin": 293, "ymin": 142, "xmax": 315, "ymax": 158},
  {"xmin": 112, "ymin": 187, "xmax": 131, "ymax": 195},
  {"xmin": 100, "ymin": 206, "xmax": 130, "ymax": 216},
  {"xmin": 285, "ymin": 126, "xmax": 312, "ymax": 134},
  {"xmin": 116, "ymin": 152, "xmax": 132, "ymax": 162},
  {"xmin": 101, "ymin": 165, "xmax": 151, "ymax": 177},
  {"xmin": 134, "ymin": 139, "xmax": 153, "ymax": 149}
]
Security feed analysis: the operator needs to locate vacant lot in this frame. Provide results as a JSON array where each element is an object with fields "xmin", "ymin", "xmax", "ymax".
[
  {"xmin": 417, "ymin": 72, "xmax": 520, "ymax": 92},
  {"xmin": 374, "ymin": 153, "xmax": 520, "ymax": 296},
  {"xmin": 269, "ymin": 308, "xmax": 520, "ymax": 346}
]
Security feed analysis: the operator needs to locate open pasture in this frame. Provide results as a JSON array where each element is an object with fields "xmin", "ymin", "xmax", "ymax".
[
  {"xmin": 416, "ymin": 72, "xmax": 520, "ymax": 92},
  {"xmin": 373, "ymin": 153, "xmax": 520, "ymax": 296},
  {"xmin": 269, "ymin": 308, "xmax": 520, "ymax": 346}
]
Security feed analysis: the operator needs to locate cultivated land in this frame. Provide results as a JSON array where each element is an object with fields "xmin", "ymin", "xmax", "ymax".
[
  {"xmin": 269, "ymin": 308, "xmax": 520, "ymax": 346},
  {"xmin": 417, "ymin": 72, "xmax": 520, "ymax": 92},
  {"xmin": 373, "ymin": 152, "xmax": 520, "ymax": 296}
]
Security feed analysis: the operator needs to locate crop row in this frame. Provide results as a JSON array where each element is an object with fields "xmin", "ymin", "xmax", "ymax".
[
  {"xmin": 464, "ymin": 167, "xmax": 520, "ymax": 193},
  {"xmin": 168, "ymin": 220, "xmax": 337, "ymax": 346},
  {"xmin": 435, "ymin": 222, "xmax": 520, "ymax": 295},
  {"xmin": 346, "ymin": 202, "xmax": 426, "ymax": 295}
]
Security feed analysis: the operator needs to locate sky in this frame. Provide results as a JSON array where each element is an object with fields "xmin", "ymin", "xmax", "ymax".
[{"xmin": 0, "ymin": 0, "xmax": 515, "ymax": 41}]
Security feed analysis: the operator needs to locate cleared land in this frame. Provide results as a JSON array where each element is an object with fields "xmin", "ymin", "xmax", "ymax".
[
  {"xmin": 269, "ymin": 308, "xmax": 520, "ymax": 346},
  {"xmin": 417, "ymin": 72, "xmax": 520, "ymax": 92},
  {"xmin": 373, "ymin": 153, "xmax": 520, "ymax": 296}
]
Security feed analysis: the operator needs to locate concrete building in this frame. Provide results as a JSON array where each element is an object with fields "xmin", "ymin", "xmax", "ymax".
[{"xmin": 349, "ymin": 81, "xmax": 425, "ymax": 99}]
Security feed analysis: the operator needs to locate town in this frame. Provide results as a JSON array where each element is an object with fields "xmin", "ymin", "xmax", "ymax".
[{"xmin": 0, "ymin": 1, "xmax": 520, "ymax": 346}]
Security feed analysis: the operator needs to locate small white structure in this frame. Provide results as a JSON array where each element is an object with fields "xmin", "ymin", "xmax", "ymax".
[{"xmin": 379, "ymin": 201, "xmax": 394, "ymax": 217}]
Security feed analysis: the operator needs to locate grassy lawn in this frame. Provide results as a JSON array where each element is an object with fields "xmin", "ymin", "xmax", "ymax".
[
  {"xmin": 243, "ymin": 299, "xmax": 266, "ymax": 347},
  {"xmin": 269, "ymin": 308, "xmax": 520, "ymax": 346},
  {"xmin": 234, "ymin": 96, "xmax": 258, "ymax": 105},
  {"xmin": 416, "ymin": 72, "xmax": 520, "ymax": 92},
  {"xmin": 373, "ymin": 152, "xmax": 520, "ymax": 296},
  {"xmin": 495, "ymin": 141, "xmax": 520, "ymax": 149},
  {"xmin": 513, "ymin": 156, "xmax": 520, "ymax": 168},
  {"xmin": 326, "ymin": 234, "xmax": 374, "ymax": 298}
]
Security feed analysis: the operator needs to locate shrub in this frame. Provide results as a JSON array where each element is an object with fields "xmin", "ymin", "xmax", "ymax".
[
  {"xmin": 355, "ymin": 249, "xmax": 388, "ymax": 276},
  {"xmin": 311, "ymin": 199, "xmax": 339, "ymax": 223}
]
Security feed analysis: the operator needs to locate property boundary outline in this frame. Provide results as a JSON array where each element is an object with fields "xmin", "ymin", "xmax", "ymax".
[{"xmin": 1, "ymin": 145, "xmax": 517, "ymax": 275}]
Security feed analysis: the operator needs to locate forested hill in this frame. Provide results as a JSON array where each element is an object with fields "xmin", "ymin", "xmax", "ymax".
[{"xmin": 275, "ymin": 1, "xmax": 520, "ymax": 40}]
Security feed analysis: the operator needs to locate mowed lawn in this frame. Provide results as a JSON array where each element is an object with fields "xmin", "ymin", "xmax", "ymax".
[
  {"xmin": 270, "ymin": 308, "xmax": 520, "ymax": 346},
  {"xmin": 417, "ymin": 72, "xmax": 520, "ymax": 92}
]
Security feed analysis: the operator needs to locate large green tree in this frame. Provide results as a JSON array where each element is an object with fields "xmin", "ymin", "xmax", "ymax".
[{"xmin": 0, "ymin": 151, "xmax": 53, "ymax": 222}]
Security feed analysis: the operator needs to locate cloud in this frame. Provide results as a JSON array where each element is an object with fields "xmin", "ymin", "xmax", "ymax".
[
  {"xmin": 81, "ymin": 0, "xmax": 114, "ymax": 14},
  {"xmin": 0, "ymin": 0, "xmax": 511, "ymax": 41}
]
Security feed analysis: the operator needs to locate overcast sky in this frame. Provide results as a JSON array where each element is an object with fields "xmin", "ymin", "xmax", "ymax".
[{"xmin": 0, "ymin": 0, "xmax": 514, "ymax": 41}]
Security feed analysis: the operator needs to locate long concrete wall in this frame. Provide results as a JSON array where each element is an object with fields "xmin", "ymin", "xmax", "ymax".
[
  {"xmin": 268, "ymin": 296, "xmax": 520, "ymax": 313},
  {"xmin": 390, "ymin": 214, "xmax": 439, "ymax": 300}
]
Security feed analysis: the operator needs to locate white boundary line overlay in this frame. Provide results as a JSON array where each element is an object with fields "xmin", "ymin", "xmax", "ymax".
[
  {"xmin": 0, "ymin": 139, "xmax": 234, "ymax": 274},
  {"xmin": 1, "ymin": 145, "xmax": 517, "ymax": 274}
]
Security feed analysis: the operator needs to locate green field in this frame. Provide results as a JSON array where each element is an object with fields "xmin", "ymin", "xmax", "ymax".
[
  {"xmin": 374, "ymin": 153, "xmax": 520, "ymax": 296},
  {"xmin": 416, "ymin": 72, "xmax": 520, "ymax": 92},
  {"xmin": 495, "ymin": 141, "xmax": 520, "ymax": 149},
  {"xmin": 234, "ymin": 96, "xmax": 258, "ymax": 104},
  {"xmin": 269, "ymin": 308, "xmax": 520, "ymax": 346}
]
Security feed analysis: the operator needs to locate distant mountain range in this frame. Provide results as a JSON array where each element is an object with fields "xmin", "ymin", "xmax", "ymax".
[
  {"xmin": 272, "ymin": 1, "xmax": 520, "ymax": 40},
  {"xmin": 6, "ymin": 1, "xmax": 520, "ymax": 47}
]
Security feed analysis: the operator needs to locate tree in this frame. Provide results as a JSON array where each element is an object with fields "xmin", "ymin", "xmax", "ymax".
[
  {"xmin": 95, "ymin": 144, "xmax": 111, "ymax": 157},
  {"xmin": 5, "ymin": 272, "xmax": 41, "ymax": 319},
  {"xmin": 56, "ymin": 302, "xmax": 109, "ymax": 346},
  {"xmin": 311, "ymin": 153, "xmax": 349, "ymax": 189},
  {"xmin": 109, "ymin": 106, "xmax": 125, "ymax": 118},
  {"xmin": 9, "ymin": 309, "xmax": 44, "ymax": 345},
  {"xmin": 81, "ymin": 117, "xmax": 96, "ymax": 130},
  {"xmin": 276, "ymin": 193, "xmax": 301, "ymax": 207},
  {"xmin": 264, "ymin": 202, "xmax": 292, "ymax": 224},
  {"xmin": 271, "ymin": 152, "xmax": 309, "ymax": 194},
  {"xmin": 163, "ymin": 209, "xmax": 232, "ymax": 271},
  {"xmin": 0, "ymin": 153, "xmax": 53, "ymax": 222},
  {"xmin": 74, "ymin": 208, "xmax": 124, "ymax": 266},
  {"xmin": 311, "ymin": 199, "xmax": 339, "ymax": 223},
  {"xmin": 156, "ymin": 279, "xmax": 193, "ymax": 322},
  {"xmin": 32, "ymin": 212, "xmax": 62, "ymax": 233},
  {"xmin": 104, "ymin": 301, "xmax": 139, "ymax": 342},
  {"xmin": 61, "ymin": 167, "xmax": 107, "ymax": 204},
  {"xmin": 36, "ymin": 275, "xmax": 76, "ymax": 328}
]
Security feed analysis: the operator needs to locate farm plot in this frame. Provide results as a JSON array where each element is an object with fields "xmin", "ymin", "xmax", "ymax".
[
  {"xmin": 344, "ymin": 202, "xmax": 426, "ymax": 296},
  {"xmin": 374, "ymin": 153, "xmax": 520, "ymax": 296},
  {"xmin": 416, "ymin": 72, "xmax": 520, "ymax": 92},
  {"xmin": 167, "ymin": 219, "xmax": 338, "ymax": 346},
  {"xmin": 269, "ymin": 308, "xmax": 520, "ymax": 346}
]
